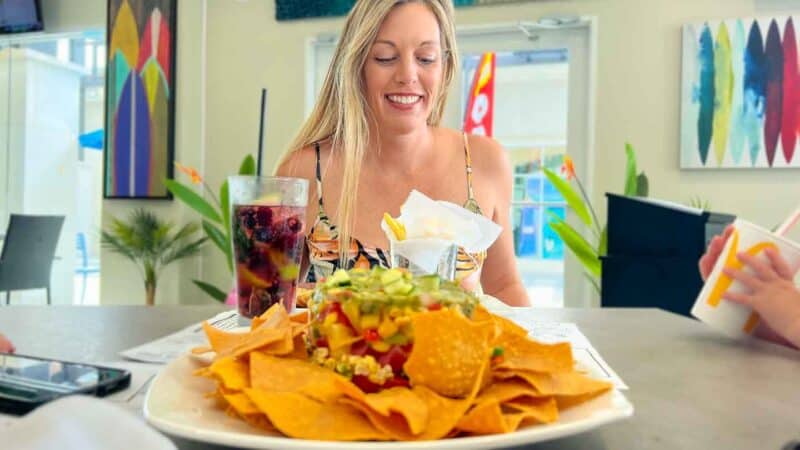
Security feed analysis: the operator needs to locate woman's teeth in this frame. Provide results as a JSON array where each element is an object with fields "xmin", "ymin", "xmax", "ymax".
[{"xmin": 387, "ymin": 95, "xmax": 421, "ymax": 104}]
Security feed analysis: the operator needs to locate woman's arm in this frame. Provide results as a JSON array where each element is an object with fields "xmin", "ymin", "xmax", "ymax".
[{"xmin": 471, "ymin": 136, "xmax": 530, "ymax": 306}]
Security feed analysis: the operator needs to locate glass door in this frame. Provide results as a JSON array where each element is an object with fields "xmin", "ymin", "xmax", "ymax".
[
  {"xmin": 445, "ymin": 20, "xmax": 595, "ymax": 307},
  {"xmin": 0, "ymin": 31, "xmax": 105, "ymax": 305}
]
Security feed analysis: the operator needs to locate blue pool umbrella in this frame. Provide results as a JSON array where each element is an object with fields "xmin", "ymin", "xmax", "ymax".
[{"xmin": 78, "ymin": 129, "xmax": 104, "ymax": 150}]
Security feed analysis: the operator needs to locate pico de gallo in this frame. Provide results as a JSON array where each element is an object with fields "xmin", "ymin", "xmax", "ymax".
[{"xmin": 307, "ymin": 267, "xmax": 479, "ymax": 393}]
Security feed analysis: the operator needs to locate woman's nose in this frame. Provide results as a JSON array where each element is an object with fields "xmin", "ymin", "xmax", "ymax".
[{"xmin": 394, "ymin": 55, "xmax": 419, "ymax": 85}]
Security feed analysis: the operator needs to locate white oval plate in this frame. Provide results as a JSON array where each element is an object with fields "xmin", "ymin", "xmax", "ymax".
[{"xmin": 145, "ymin": 354, "xmax": 633, "ymax": 450}]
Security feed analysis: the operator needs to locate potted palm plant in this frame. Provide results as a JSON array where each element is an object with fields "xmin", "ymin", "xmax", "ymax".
[{"xmin": 101, "ymin": 208, "xmax": 207, "ymax": 306}]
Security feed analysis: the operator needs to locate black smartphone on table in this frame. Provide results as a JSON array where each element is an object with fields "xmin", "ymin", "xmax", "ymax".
[{"xmin": 0, "ymin": 353, "xmax": 131, "ymax": 415}]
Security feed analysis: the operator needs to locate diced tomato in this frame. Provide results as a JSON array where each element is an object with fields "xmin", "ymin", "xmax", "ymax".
[
  {"xmin": 352, "ymin": 375, "xmax": 380, "ymax": 393},
  {"xmin": 378, "ymin": 345, "xmax": 409, "ymax": 373},
  {"xmin": 315, "ymin": 337, "xmax": 329, "ymax": 348},
  {"xmin": 350, "ymin": 340, "xmax": 369, "ymax": 356},
  {"xmin": 350, "ymin": 340, "xmax": 381, "ymax": 359},
  {"xmin": 383, "ymin": 376, "xmax": 410, "ymax": 389},
  {"xmin": 427, "ymin": 303, "xmax": 442, "ymax": 311},
  {"xmin": 362, "ymin": 328, "xmax": 380, "ymax": 342}
]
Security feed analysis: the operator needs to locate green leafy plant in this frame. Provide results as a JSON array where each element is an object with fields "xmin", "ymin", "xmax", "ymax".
[
  {"xmin": 542, "ymin": 143, "xmax": 648, "ymax": 293},
  {"xmin": 101, "ymin": 208, "xmax": 206, "ymax": 306},
  {"xmin": 689, "ymin": 196, "xmax": 711, "ymax": 211},
  {"xmin": 165, "ymin": 155, "xmax": 256, "ymax": 302}
]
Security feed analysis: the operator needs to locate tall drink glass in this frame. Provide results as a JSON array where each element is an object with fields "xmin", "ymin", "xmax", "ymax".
[{"xmin": 228, "ymin": 176, "xmax": 308, "ymax": 318}]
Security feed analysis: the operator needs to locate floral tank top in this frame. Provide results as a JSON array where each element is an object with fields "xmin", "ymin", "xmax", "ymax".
[{"xmin": 305, "ymin": 134, "xmax": 487, "ymax": 287}]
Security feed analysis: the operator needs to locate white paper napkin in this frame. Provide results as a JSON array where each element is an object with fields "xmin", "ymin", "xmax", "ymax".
[
  {"xmin": 4, "ymin": 396, "xmax": 176, "ymax": 450},
  {"xmin": 382, "ymin": 190, "xmax": 502, "ymax": 273}
]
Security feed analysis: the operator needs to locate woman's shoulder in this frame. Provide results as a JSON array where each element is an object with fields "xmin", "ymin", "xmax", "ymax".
[
  {"xmin": 438, "ymin": 129, "xmax": 510, "ymax": 177},
  {"xmin": 275, "ymin": 140, "xmax": 331, "ymax": 180}
]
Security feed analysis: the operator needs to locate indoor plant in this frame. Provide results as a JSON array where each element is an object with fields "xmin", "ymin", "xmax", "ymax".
[
  {"xmin": 101, "ymin": 208, "xmax": 206, "ymax": 306},
  {"xmin": 165, "ymin": 155, "xmax": 256, "ymax": 301},
  {"xmin": 543, "ymin": 143, "xmax": 648, "ymax": 293}
]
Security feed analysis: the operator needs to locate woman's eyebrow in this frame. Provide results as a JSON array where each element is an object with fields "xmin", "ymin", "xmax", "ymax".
[{"xmin": 372, "ymin": 39, "xmax": 440, "ymax": 48}]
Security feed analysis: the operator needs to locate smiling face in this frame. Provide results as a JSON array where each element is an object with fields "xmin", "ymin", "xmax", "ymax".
[{"xmin": 363, "ymin": 2, "xmax": 445, "ymax": 136}]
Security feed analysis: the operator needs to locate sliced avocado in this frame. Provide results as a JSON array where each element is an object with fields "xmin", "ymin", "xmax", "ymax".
[
  {"xmin": 327, "ymin": 269, "xmax": 351, "ymax": 287},
  {"xmin": 415, "ymin": 274, "xmax": 441, "ymax": 292},
  {"xmin": 384, "ymin": 280, "xmax": 413, "ymax": 296},
  {"xmin": 380, "ymin": 268, "xmax": 403, "ymax": 286}
]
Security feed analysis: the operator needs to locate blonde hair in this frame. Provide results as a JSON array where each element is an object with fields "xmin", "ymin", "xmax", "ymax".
[{"xmin": 280, "ymin": 0, "xmax": 459, "ymax": 265}]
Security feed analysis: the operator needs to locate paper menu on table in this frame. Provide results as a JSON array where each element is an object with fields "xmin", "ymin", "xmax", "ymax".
[
  {"xmin": 496, "ymin": 310, "xmax": 629, "ymax": 390},
  {"xmin": 119, "ymin": 310, "xmax": 238, "ymax": 364}
]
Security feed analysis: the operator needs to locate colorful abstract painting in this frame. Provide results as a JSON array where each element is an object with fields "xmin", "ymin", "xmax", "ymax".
[
  {"xmin": 104, "ymin": 0, "xmax": 176, "ymax": 198},
  {"xmin": 276, "ymin": 0, "xmax": 534, "ymax": 21},
  {"xmin": 681, "ymin": 16, "xmax": 800, "ymax": 169}
]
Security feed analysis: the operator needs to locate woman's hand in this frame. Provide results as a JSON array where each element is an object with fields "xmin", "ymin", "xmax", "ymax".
[
  {"xmin": 0, "ymin": 333, "xmax": 15, "ymax": 353},
  {"xmin": 699, "ymin": 224, "xmax": 735, "ymax": 280},
  {"xmin": 722, "ymin": 248, "xmax": 800, "ymax": 349}
]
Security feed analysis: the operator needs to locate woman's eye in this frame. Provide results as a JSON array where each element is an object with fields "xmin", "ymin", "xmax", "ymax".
[
  {"xmin": 418, "ymin": 57, "xmax": 436, "ymax": 65},
  {"xmin": 375, "ymin": 56, "xmax": 397, "ymax": 64}
]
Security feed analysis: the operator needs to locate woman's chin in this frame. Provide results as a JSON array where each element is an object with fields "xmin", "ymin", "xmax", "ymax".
[{"xmin": 377, "ymin": 117, "xmax": 430, "ymax": 135}]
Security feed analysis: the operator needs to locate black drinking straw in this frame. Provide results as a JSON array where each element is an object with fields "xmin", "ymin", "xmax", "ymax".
[{"xmin": 256, "ymin": 88, "xmax": 267, "ymax": 176}]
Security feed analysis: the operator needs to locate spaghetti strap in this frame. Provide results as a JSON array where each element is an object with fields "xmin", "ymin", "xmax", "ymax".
[
  {"xmin": 463, "ymin": 133, "xmax": 478, "ymax": 206},
  {"xmin": 314, "ymin": 142, "xmax": 324, "ymax": 207}
]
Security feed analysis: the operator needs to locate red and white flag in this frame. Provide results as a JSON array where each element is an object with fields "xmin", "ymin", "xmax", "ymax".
[{"xmin": 463, "ymin": 52, "xmax": 496, "ymax": 137}]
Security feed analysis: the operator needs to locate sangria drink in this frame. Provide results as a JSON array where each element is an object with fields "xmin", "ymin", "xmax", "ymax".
[{"xmin": 228, "ymin": 176, "xmax": 308, "ymax": 318}]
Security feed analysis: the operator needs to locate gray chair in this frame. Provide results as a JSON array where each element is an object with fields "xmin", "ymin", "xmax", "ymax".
[{"xmin": 0, "ymin": 214, "xmax": 64, "ymax": 305}]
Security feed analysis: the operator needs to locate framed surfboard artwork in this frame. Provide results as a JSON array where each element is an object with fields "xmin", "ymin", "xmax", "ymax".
[
  {"xmin": 275, "ymin": 0, "xmax": 534, "ymax": 21},
  {"xmin": 681, "ymin": 15, "xmax": 800, "ymax": 169},
  {"xmin": 104, "ymin": 0, "xmax": 177, "ymax": 198}
]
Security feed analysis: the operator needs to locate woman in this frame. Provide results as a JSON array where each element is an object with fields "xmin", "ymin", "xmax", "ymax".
[
  {"xmin": 276, "ymin": 0, "xmax": 529, "ymax": 306},
  {"xmin": 700, "ymin": 225, "xmax": 800, "ymax": 349}
]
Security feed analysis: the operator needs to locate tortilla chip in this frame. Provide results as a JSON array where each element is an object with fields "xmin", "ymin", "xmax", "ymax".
[
  {"xmin": 258, "ymin": 328, "xmax": 295, "ymax": 356},
  {"xmin": 456, "ymin": 400, "xmax": 506, "ymax": 434},
  {"xmin": 475, "ymin": 379, "xmax": 540, "ymax": 404},
  {"xmin": 287, "ymin": 333, "xmax": 308, "ymax": 360},
  {"xmin": 411, "ymin": 385, "xmax": 475, "ymax": 440},
  {"xmin": 503, "ymin": 396, "xmax": 559, "ymax": 424},
  {"xmin": 228, "ymin": 327, "xmax": 289, "ymax": 359},
  {"xmin": 244, "ymin": 389, "xmax": 388, "ymax": 441},
  {"xmin": 240, "ymin": 413, "xmax": 277, "ymax": 433},
  {"xmin": 249, "ymin": 352, "xmax": 350, "ymax": 403},
  {"xmin": 337, "ymin": 386, "xmax": 429, "ymax": 438},
  {"xmin": 295, "ymin": 289, "xmax": 314, "ymax": 308},
  {"xmin": 511, "ymin": 371, "xmax": 612, "ymax": 409},
  {"xmin": 459, "ymin": 379, "xmax": 559, "ymax": 435},
  {"xmin": 290, "ymin": 310, "xmax": 309, "ymax": 324},
  {"xmin": 471, "ymin": 305, "xmax": 493, "ymax": 323},
  {"xmin": 251, "ymin": 303, "xmax": 291, "ymax": 330},
  {"xmin": 491, "ymin": 313, "xmax": 529, "ymax": 339},
  {"xmin": 222, "ymin": 392, "xmax": 261, "ymax": 416},
  {"xmin": 202, "ymin": 323, "xmax": 249, "ymax": 356},
  {"xmin": 404, "ymin": 309, "xmax": 494, "ymax": 398},
  {"xmin": 208, "ymin": 356, "xmax": 250, "ymax": 391},
  {"xmin": 495, "ymin": 332, "xmax": 573, "ymax": 373}
]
